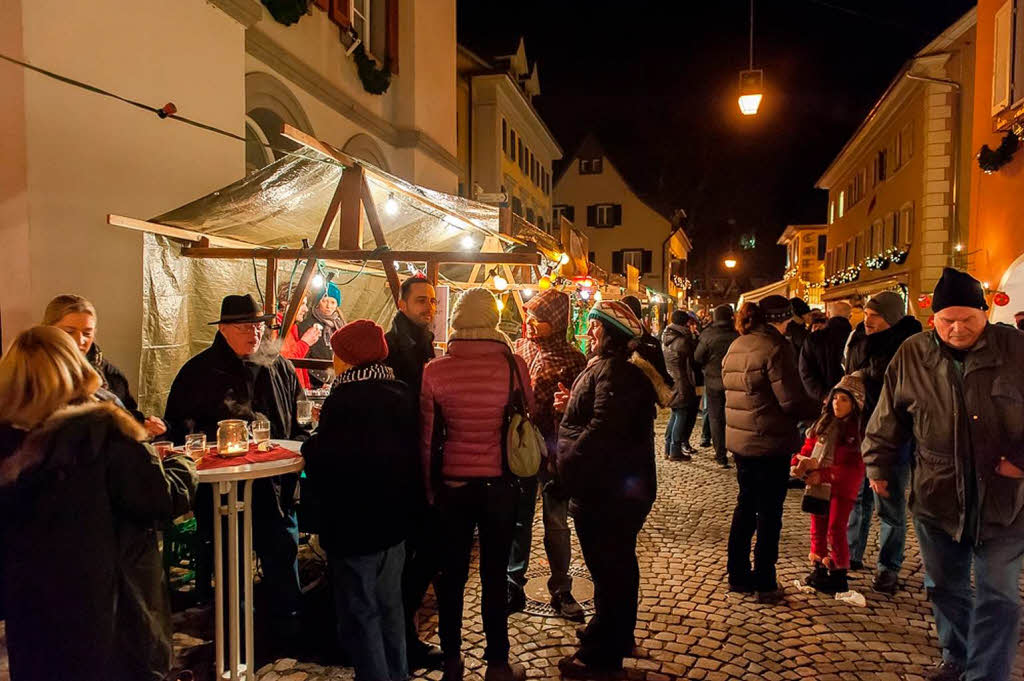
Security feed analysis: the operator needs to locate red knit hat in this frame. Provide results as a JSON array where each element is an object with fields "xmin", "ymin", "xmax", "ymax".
[{"xmin": 330, "ymin": 320, "xmax": 389, "ymax": 366}]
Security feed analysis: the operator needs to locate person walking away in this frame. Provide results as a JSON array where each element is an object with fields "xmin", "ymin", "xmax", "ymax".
[
  {"xmin": 722, "ymin": 297, "xmax": 818, "ymax": 603},
  {"xmin": 662, "ymin": 310, "xmax": 700, "ymax": 461},
  {"xmin": 790, "ymin": 373, "xmax": 866, "ymax": 594},
  {"xmin": 786, "ymin": 297, "xmax": 813, "ymax": 354},
  {"xmin": 863, "ymin": 268, "xmax": 1024, "ymax": 681},
  {"xmin": 298, "ymin": 282, "xmax": 346, "ymax": 387},
  {"xmin": 844, "ymin": 291, "xmax": 922, "ymax": 594},
  {"xmin": 384, "ymin": 276, "xmax": 446, "ymax": 671},
  {"xmin": 798, "ymin": 301, "xmax": 853, "ymax": 405},
  {"xmin": 275, "ymin": 283, "xmax": 322, "ymax": 389},
  {"xmin": 809, "ymin": 310, "xmax": 827, "ymax": 332},
  {"xmin": 302, "ymin": 320, "xmax": 420, "ymax": 681},
  {"xmin": 0, "ymin": 326, "xmax": 197, "ymax": 681},
  {"xmin": 554, "ymin": 301, "xmax": 658, "ymax": 678},
  {"xmin": 621, "ymin": 295, "xmax": 673, "ymax": 387},
  {"xmin": 694, "ymin": 305, "xmax": 739, "ymax": 468},
  {"xmin": 420, "ymin": 288, "xmax": 533, "ymax": 681},
  {"xmin": 164, "ymin": 294, "xmax": 309, "ymax": 637},
  {"xmin": 43, "ymin": 294, "xmax": 167, "ymax": 437},
  {"xmin": 506, "ymin": 289, "xmax": 587, "ymax": 619}
]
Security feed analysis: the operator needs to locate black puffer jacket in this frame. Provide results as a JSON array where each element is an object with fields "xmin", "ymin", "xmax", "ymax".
[
  {"xmin": 384, "ymin": 312, "xmax": 435, "ymax": 401},
  {"xmin": 721, "ymin": 325, "xmax": 819, "ymax": 456},
  {"xmin": 785, "ymin": 320, "xmax": 810, "ymax": 354},
  {"xmin": 844, "ymin": 315, "xmax": 923, "ymax": 420},
  {"xmin": 635, "ymin": 331, "xmax": 673, "ymax": 387},
  {"xmin": 557, "ymin": 355, "xmax": 658, "ymax": 515},
  {"xmin": 662, "ymin": 324, "xmax": 697, "ymax": 408},
  {"xmin": 0, "ymin": 402, "xmax": 196, "ymax": 681},
  {"xmin": 798, "ymin": 316, "xmax": 853, "ymax": 405},
  {"xmin": 694, "ymin": 320, "xmax": 739, "ymax": 391}
]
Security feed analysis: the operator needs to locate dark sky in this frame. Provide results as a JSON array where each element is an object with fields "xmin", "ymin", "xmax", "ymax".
[{"xmin": 457, "ymin": 0, "xmax": 977, "ymax": 282}]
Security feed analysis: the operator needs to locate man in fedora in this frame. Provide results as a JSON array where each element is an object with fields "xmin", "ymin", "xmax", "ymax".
[{"xmin": 165, "ymin": 294, "xmax": 309, "ymax": 637}]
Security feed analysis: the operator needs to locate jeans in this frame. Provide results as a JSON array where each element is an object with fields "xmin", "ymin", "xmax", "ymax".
[
  {"xmin": 437, "ymin": 479, "xmax": 519, "ymax": 663},
  {"xmin": 914, "ymin": 518, "xmax": 1024, "ymax": 681},
  {"xmin": 706, "ymin": 387, "xmax": 728, "ymax": 461},
  {"xmin": 508, "ymin": 474, "xmax": 573, "ymax": 597},
  {"xmin": 574, "ymin": 505, "xmax": 648, "ymax": 669},
  {"xmin": 699, "ymin": 392, "xmax": 711, "ymax": 444},
  {"xmin": 331, "ymin": 543, "xmax": 408, "ymax": 681},
  {"xmin": 727, "ymin": 454, "xmax": 790, "ymax": 592},
  {"xmin": 847, "ymin": 462, "xmax": 910, "ymax": 573},
  {"xmin": 665, "ymin": 401, "xmax": 698, "ymax": 454},
  {"xmin": 810, "ymin": 497, "xmax": 856, "ymax": 569},
  {"xmin": 401, "ymin": 505, "xmax": 442, "ymax": 647}
]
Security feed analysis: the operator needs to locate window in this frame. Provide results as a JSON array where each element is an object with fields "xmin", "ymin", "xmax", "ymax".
[
  {"xmin": 587, "ymin": 203, "xmax": 621, "ymax": 228},
  {"xmin": 899, "ymin": 203, "xmax": 915, "ymax": 246},
  {"xmin": 509, "ymin": 130, "xmax": 516, "ymax": 160},
  {"xmin": 579, "ymin": 157, "xmax": 603, "ymax": 175},
  {"xmin": 517, "ymin": 139, "xmax": 523, "ymax": 167},
  {"xmin": 871, "ymin": 220, "xmax": 884, "ymax": 254},
  {"xmin": 817, "ymin": 235, "xmax": 827, "ymax": 261},
  {"xmin": 526, "ymin": 207, "xmax": 535, "ymax": 224},
  {"xmin": 351, "ymin": 0, "xmax": 388, "ymax": 61},
  {"xmin": 553, "ymin": 204, "xmax": 575, "ymax": 223},
  {"xmin": 838, "ymin": 191, "xmax": 845, "ymax": 218},
  {"xmin": 612, "ymin": 249, "xmax": 653, "ymax": 274},
  {"xmin": 825, "ymin": 250, "xmax": 833, "ymax": 276},
  {"xmin": 829, "ymin": 201, "xmax": 835, "ymax": 224},
  {"xmin": 854, "ymin": 235, "xmax": 863, "ymax": 264},
  {"xmin": 622, "ymin": 250, "xmax": 644, "ymax": 272},
  {"xmin": 875, "ymin": 149, "xmax": 887, "ymax": 183},
  {"xmin": 900, "ymin": 123, "xmax": 913, "ymax": 165},
  {"xmin": 511, "ymin": 196, "xmax": 523, "ymax": 216},
  {"xmin": 889, "ymin": 211, "xmax": 901, "ymax": 248},
  {"xmin": 993, "ymin": 0, "xmax": 1013, "ymax": 114},
  {"xmin": 849, "ymin": 168, "xmax": 866, "ymax": 205},
  {"xmin": 501, "ymin": 119, "xmax": 507, "ymax": 153}
]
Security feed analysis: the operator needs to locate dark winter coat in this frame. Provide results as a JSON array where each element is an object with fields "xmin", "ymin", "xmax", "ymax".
[
  {"xmin": 556, "ymin": 355, "xmax": 658, "ymax": 516},
  {"xmin": 0, "ymin": 402, "xmax": 196, "ymax": 681},
  {"xmin": 694, "ymin": 320, "xmax": 739, "ymax": 391},
  {"xmin": 384, "ymin": 311, "xmax": 436, "ymax": 402},
  {"xmin": 721, "ymin": 325, "xmax": 819, "ymax": 456},
  {"xmin": 785, "ymin": 320, "xmax": 810, "ymax": 354},
  {"xmin": 662, "ymin": 324, "xmax": 697, "ymax": 408},
  {"xmin": 798, "ymin": 316, "xmax": 854, "ymax": 405},
  {"xmin": 87, "ymin": 343, "xmax": 145, "ymax": 422},
  {"xmin": 635, "ymin": 331, "xmax": 673, "ymax": 387},
  {"xmin": 843, "ymin": 315, "xmax": 922, "ymax": 420},
  {"xmin": 863, "ymin": 325, "xmax": 1024, "ymax": 543},
  {"xmin": 301, "ymin": 365, "xmax": 421, "ymax": 556}
]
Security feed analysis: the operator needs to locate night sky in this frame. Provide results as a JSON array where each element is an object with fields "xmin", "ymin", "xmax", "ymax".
[{"xmin": 458, "ymin": 0, "xmax": 977, "ymax": 284}]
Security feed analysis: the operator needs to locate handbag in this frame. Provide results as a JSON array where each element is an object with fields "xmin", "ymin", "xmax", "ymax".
[{"xmin": 502, "ymin": 352, "xmax": 544, "ymax": 478}]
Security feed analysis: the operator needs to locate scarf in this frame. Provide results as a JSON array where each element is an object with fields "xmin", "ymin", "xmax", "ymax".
[{"xmin": 332, "ymin": 362, "xmax": 395, "ymax": 388}]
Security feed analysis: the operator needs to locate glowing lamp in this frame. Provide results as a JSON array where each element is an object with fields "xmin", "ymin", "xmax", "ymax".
[
  {"xmin": 738, "ymin": 69, "xmax": 764, "ymax": 116},
  {"xmin": 384, "ymin": 193, "xmax": 400, "ymax": 216},
  {"xmin": 538, "ymin": 276, "xmax": 552, "ymax": 290},
  {"xmin": 594, "ymin": 290, "xmax": 603, "ymax": 302},
  {"xmin": 558, "ymin": 252, "xmax": 570, "ymax": 265},
  {"xmin": 724, "ymin": 257, "xmax": 738, "ymax": 269},
  {"xmin": 522, "ymin": 288, "xmax": 535, "ymax": 299},
  {"xmin": 493, "ymin": 274, "xmax": 509, "ymax": 291},
  {"xmin": 582, "ymin": 278, "xmax": 594, "ymax": 288},
  {"xmin": 496, "ymin": 298, "xmax": 505, "ymax": 311},
  {"xmin": 311, "ymin": 273, "xmax": 325, "ymax": 289},
  {"xmin": 460, "ymin": 235, "xmax": 475, "ymax": 250},
  {"xmin": 738, "ymin": 94, "xmax": 763, "ymax": 116}
]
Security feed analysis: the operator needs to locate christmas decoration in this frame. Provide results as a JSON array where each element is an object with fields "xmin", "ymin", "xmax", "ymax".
[
  {"xmin": 927, "ymin": 314, "xmax": 935, "ymax": 329},
  {"xmin": 994, "ymin": 291, "xmax": 1010, "ymax": 307},
  {"xmin": 917, "ymin": 294, "xmax": 932, "ymax": 310},
  {"xmin": 978, "ymin": 131, "xmax": 1019, "ymax": 174},
  {"xmin": 352, "ymin": 41, "xmax": 392, "ymax": 95},
  {"xmin": 261, "ymin": 0, "xmax": 310, "ymax": 25}
]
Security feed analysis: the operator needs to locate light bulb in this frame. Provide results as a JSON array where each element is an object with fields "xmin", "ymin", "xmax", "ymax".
[
  {"xmin": 311, "ymin": 273, "xmax": 325, "ymax": 289},
  {"xmin": 393, "ymin": 261, "xmax": 401, "ymax": 271},
  {"xmin": 954, "ymin": 243, "xmax": 963, "ymax": 252},
  {"xmin": 461, "ymin": 235, "xmax": 475, "ymax": 250},
  {"xmin": 558, "ymin": 252, "xmax": 570, "ymax": 265},
  {"xmin": 594, "ymin": 290, "xmax": 603, "ymax": 302},
  {"xmin": 983, "ymin": 281, "xmax": 991, "ymax": 290},
  {"xmin": 493, "ymin": 274, "xmax": 508, "ymax": 291},
  {"xmin": 496, "ymin": 298, "xmax": 505, "ymax": 311},
  {"xmin": 538, "ymin": 276, "xmax": 552, "ymax": 290},
  {"xmin": 580, "ymin": 290, "xmax": 590, "ymax": 301},
  {"xmin": 738, "ymin": 93, "xmax": 763, "ymax": 116},
  {"xmin": 385, "ymin": 194, "xmax": 400, "ymax": 216},
  {"xmin": 523, "ymin": 288, "xmax": 534, "ymax": 298}
]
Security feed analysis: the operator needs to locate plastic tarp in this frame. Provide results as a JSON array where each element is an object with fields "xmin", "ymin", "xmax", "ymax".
[{"xmin": 138, "ymin": 148, "xmax": 524, "ymax": 414}]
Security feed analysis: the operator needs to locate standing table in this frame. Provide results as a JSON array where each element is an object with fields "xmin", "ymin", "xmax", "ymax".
[{"xmin": 196, "ymin": 441, "xmax": 304, "ymax": 681}]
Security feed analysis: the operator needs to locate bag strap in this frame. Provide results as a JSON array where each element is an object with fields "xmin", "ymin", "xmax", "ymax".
[{"xmin": 504, "ymin": 351, "xmax": 527, "ymax": 414}]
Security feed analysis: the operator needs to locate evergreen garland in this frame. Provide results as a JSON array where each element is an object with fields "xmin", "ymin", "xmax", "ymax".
[
  {"xmin": 978, "ymin": 131, "xmax": 1019, "ymax": 174},
  {"xmin": 352, "ymin": 42, "xmax": 392, "ymax": 95},
  {"xmin": 261, "ymin": 0, "xmax": 310, "ymax": 26}
]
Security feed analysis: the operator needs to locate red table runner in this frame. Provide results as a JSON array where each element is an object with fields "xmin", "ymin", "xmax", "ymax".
[{"xmin": 196, "ymin": 443, "xmax": 300, "ymax": 470}]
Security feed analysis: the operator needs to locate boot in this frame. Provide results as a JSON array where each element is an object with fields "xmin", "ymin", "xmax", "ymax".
[
  {"xmin": 668, "ymin": 443, "xmax": 690, "ymax": 462},
  {"xmin": 442, "ymin": 655, "xmax": 464, "ymax": 681},
  {"xmin": 804, "ymin": 562, "xmax": 829, "ymax": 591},
  {"xmin": 829, "ymin": 569, "xmax": 849, "ymax": 594},
  {"xmin": 484, "ymin": 662, "xmax": 526, "ymax": 681}
]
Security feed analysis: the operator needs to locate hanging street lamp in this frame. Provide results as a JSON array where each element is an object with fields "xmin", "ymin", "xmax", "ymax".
[{"xmin": 738, "ymin": 0, "xmax": 763, "ymax": 116}]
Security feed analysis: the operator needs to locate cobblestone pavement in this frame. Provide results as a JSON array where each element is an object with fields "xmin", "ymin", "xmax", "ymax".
[{"xmin": 3, "ymin": 415, "xmax": 1023, "ymax": 681}]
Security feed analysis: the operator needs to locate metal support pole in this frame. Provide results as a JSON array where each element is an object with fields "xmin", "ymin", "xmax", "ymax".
[
  {"xmin": 243, "ymin": 481, "xmax": 255, "ymax": 681},
  {"xmin": 227, "ymin": 483, "xmax": 240, "ymax": 681},
  {"xmin": 213, "ymin": 483, "xmax": 225, "ymax": 678}
]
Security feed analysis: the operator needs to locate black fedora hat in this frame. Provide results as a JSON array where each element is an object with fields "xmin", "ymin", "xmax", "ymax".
[{"xmin": 209, "ymin": 294, "xmax": 276, "ymax": 325}]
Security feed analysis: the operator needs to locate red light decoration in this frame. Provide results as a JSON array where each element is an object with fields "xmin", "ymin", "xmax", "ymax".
[
  {"xmin": 993, "ymin": 291, "xmax": 1010, "ymax": 307},
  {"xmin": 917, "ymin": 294, "xmax": 932, "ymax": 310},
  {"xmin": 927, "ymin": 314, "xmax": 935, "ymax": 329}
]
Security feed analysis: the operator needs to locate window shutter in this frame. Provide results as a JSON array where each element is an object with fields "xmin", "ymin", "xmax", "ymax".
[
  {"xmin": 1016, "ymin": 1, "xmax": 1024, "ymax": 107},
  {"xmin": 565, "ymin": 206, "xmax": 575, "ymax": 222},
  {"xmin": 994, "ymin": 0, "xmax": 1013, "ymax": 114},
  {"xmin": 900, "ymin": 204, "xmax": 914, "ymax": 246},
  {"xmin": 329, "ymin": 0, "xmax": 352, "ymax": 27},
  {"xmin": 642, "ymin": 250, "xmax": 653, "ymax": 273},
  {"xmin": 586, "ymin": 205, "xmax": 597, "ymax": 227},
  {"xmin": 386, "ymin": 0, "xmax": 399, "ymax": 74},
  {"xmin": 612, "ymin": 204, "xmax": 623, "ymax": 225},
  {"xmin": 612, "ymin": 251, "xmax": 624, "ymax": 273},
  {"xmin": 817, "ymin": 235, "xmax": 826, "ymax": 261}
]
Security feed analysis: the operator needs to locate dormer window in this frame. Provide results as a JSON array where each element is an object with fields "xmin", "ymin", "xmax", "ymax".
[{"xmin": 579, "ymin": 157, "xmax": 603, "ymax": 175}]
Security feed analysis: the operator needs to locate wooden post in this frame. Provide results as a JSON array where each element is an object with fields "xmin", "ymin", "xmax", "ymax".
[
  {"xmin": 426, "ymin": 261, "xmax": 439, "ymax": 286},
  {"xmin": 265, "ymin": 257, "xmax": 278, "ymax": 335},
  {"xmin": 502, "ymin": 263, "xmax": 526, "ymax": 320},
  {"xmin": 359, "ymin": 176, "xmax": 401, "ymax": 304},
  {"xmin": 338, "ymin": 164, "xmax": 364, "ymax": 250}
]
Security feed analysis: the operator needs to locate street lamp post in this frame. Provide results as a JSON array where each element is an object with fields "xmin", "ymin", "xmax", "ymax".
[{"xmin": 738, "ymin": 0, "xmax": 763, "ymax": 116}]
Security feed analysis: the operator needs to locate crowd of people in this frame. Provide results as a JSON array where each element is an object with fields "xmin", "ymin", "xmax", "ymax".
[{"xmin": 0, "ymin": 265, "xmax": 1021, "ymax": 681}]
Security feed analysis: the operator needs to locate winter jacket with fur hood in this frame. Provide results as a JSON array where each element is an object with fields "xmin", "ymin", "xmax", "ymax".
[
  {"xmin": 662, "ymin": 324, "xmax": 698, "ymax": 408},
  {"xmin": 0, "ymin": 402, "xmax": 197, "ymax": 681}
]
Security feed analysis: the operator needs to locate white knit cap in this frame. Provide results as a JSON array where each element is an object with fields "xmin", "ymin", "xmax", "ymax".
[{"xmin": 449, "ymin": 288, "xmax": 511, "ymax": 345}]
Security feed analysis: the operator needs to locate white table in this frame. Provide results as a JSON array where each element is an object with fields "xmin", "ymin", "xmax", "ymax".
[{"xmin": 196, "ymin": 440, "xmax": 305, "ymax": 681}]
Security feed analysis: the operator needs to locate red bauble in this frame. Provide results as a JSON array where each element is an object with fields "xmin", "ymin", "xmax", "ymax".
[
  {"xmin": 917, "ymin": 294, "xmax": 932, "ymax": 309},
  {"xmin": 993, "ymin": 291, "xmax": 1010, "ymax": 307},
  {"xmin": 927, "ymin": 314, "xmax": 935, "ymax": 329}
]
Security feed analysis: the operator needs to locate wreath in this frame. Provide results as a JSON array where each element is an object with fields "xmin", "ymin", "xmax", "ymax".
[
  {"xmin": 978, "ymin": 131, "xmax": 1019, "ymax": 174},
  {"xmin": 352, "ymin": 41, "xmax": 392, "ymax": 95},
  {"xmin": 261, "ymin": 0, "xmax": 310, "ymax": 26}
]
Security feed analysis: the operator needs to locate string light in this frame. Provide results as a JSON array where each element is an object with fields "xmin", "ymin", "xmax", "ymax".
[
  {"xmin": 385, "ymin": 193, "xmax": 400, "ymax": 216},
  {"xmin": 493, "ymin": 273, "xmax": 509, "ymax": 291},
  {"xmin": 496, "ymin": 297, "xmax": 505, "ymax": 311},
  {"xmin": 461, "ymin": 235, "xmax": 476, "ymax": 250},
  {"xmin": 558, "ymin": 252, "xmax": 570, "ymax": 265},
  {"xmin": 311, "ymin": 273, "xmax": 325, "ymax": 288}
]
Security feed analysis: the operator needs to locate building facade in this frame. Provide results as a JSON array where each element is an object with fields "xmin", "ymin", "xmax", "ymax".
[
  {"xmin": 777, "ymin": 224, "xmax": 827, "ymax": 307},
  {"xmin": 456, "ymin": 39, "xmax": 561, "ymax": 232},
  {"xmin": 1, "ymin": 0, "xmax": 459, "ymax": 396},
  {"xmin": 553, "ymin": 135, "xmax": 677, "ymax": 294},
  {"xmin": 816, "ymin": 10, "xmax": 976, "ymax": 322},
  {"xmin": 967, "ymin": 0, "xmax": 1024, "ymax": 325}
]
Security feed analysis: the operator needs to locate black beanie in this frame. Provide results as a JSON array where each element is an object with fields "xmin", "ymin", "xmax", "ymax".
[
  {"xmin": 713, "ymin": 304, "xmax": 734, "ymax": 324},
  {"xmin": 790, "ymin": 297, "xmax": 811, "ymax": 318},
  {"xmin": 671, "ymin": 309, "xmax": 689, "ymax": 326},
  {"xmin": 759, "ymin": 295, "xmax": 793, "ymax": 324},
  {"xmin": 621, "ymin": 295, "xmax": 643, "ymax": 320},
  {"xmin": 932, "ymin": 267, "xmax": 988, "ymax": 313}
]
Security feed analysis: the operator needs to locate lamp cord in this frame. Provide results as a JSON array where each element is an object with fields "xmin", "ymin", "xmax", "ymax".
[{"xmin": 749, "ymin": 0, "xmax": 755, "ymax": 71}]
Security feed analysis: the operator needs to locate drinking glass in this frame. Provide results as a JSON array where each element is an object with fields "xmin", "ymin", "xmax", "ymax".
[
  {"xmin": 151, "ymin": 441, "xmax": 174, "ymax": 459},
  {"xmin": 185, "ymin": 433, "xmax": 207, "ymax": 460},
  {"xmin": 296, "ymin": 400, "xmax": 313, "ymax": 426},
  {"xmin": 251, "ymin": 418, "xmax": 272, "ymax": 451}
]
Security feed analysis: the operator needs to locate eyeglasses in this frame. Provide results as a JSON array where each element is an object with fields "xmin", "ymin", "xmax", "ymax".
[{"xmin": 229, "ymin": 322, "xmax": 266, "ymax": 332}]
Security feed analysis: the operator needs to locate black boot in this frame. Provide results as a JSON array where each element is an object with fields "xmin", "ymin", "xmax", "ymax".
[
  {"xmin": 804, "ymin": 562, "xmax": 829, "ymax": 592},
  {"xmin": 829, "ymin": 569, "xmax": 849, "ymax": 594}
]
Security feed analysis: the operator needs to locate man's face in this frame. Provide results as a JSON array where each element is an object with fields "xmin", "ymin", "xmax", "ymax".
[
  {"xmin": 526, "ymin": 311, "xmax": 554, "ymax": 339},
  {"xmin": 318, "ymin": 296, "xmax": 338, "ymax": 317},
  {"xmin": 220, "ymin": 322, "xmax": 264, "ymax": 357},
  {"xmin": 934, "ymin": 306, "xmax": 987, "ymax": 350},
  {"xmin": 399, "ymin": 282, "xmax": 437, "ymax": 328},
  {"xmin": 863, "ymin": 308, "xmax": 891, "ymax": 336}
]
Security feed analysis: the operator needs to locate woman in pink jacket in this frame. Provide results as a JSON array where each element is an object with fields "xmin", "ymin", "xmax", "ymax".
[{"xmin": 420, "ymin": 288, "xmax": 534, "ymax": 681}]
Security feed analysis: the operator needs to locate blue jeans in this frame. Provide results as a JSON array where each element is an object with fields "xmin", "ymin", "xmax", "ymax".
[
  {"xmin": 665, "ymin": 402, "xmax": 697, "ymax": 454},
  {"xmin": 331, "ymin": 543, "xmax": 408, "ymax": 681},
  {"xmin": 914, "ymin": 518, "xmax": 1024, "ymax": 681},
  {"xmin": 508, "ymin": 473, "xmax": 573, "ymax": 596},
  {"xmin": 847, "ymin": 462, "xmax": 910, "ymax": 573}
]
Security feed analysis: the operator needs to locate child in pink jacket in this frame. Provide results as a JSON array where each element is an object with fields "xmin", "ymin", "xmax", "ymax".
[{"xmin": 790, "ymin": 372, "xmax": 866, "ymax": 594}]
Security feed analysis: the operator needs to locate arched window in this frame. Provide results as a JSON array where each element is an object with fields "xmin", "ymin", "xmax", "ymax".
[
  {"xmin": 245, "ymin": 72, "xmax": 315, "ymax": 174},
  {"xmin": 342, "ymin": 133, "xmax": 391, "ymax": 173}
]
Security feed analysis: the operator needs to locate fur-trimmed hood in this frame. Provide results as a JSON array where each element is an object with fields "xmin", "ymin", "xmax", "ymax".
[
  {"xmin": 0, "ymin": 401, "xmax": 147, "ymax": 487},
  {"xmin": 630, "ymin": 352, "xmax": 674, "ymax": 408}
]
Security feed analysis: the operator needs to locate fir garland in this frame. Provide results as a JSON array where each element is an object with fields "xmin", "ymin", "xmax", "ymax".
[
  {"xmin": 977, "ymin": 131, "xmax": 1019, "ymax": 174},
  {"xmin": 261, "ymin": 0, "xmax": 310, "ymax": 26},
  {"xmin": 352, "ymin": 42, "xmax": 392, "ymax": 95}
]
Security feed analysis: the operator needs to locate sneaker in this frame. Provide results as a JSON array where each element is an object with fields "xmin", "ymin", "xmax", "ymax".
[
  {"xmin": 442, "ymin": 655, "xmax": 465, "ymax": 681},
  {"xmin": 484, "ymin": 662, "xmax": 526, "ymax": 681},
  {"xmin": 925, "ymin": 660, "xmax": 965, "ymax": 681},
  {"xmin": 849, "ymin": 559, "xmax": 864, "ymax": 571},
  {"xmin": 506, "ymin": 583, "xmax": 526, "ymax": 614},
  {"xmin": 715, "ymin": 456, "xmax": 732, "ymax": 469},
  {"xmin": 872, "ymin": 569, "xmax": 899, "ymax": 595},
  {"xmin": 756, "ymin": 588, "xmax": 786, "ymax": 604},
  {"xmin": 682, "ymin": 444, "xmax": 698, "ymax": 456},
  {"xmin": 408, "ymin": 640, "xmax": 445, "ymax": 672},
  {"xmin": 551, "ymin": 591, "xmax": 585, "ymax": 621}
]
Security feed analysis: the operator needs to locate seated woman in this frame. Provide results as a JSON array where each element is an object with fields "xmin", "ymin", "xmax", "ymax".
[
  {"xmin": 43, "ymin": 294, "xmax": 166, "ymax": 437},
  {"xmin": 0, "ymin": 326, "xmax": 197, "ymax": 681}
]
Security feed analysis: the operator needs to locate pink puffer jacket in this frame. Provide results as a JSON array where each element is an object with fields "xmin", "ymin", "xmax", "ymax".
[{"xmin": 420, "ymin": 340, "xmax": 535, "ymax": 496}]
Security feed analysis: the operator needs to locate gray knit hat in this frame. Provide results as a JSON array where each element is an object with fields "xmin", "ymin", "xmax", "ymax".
[{"xmin": 865, "ymin": 291, "xmax": 905, "ymax": 328}]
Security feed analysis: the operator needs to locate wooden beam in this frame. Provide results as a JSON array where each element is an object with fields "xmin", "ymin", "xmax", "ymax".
[
  {"xmin": 280, "ymin": 124, "xmax": 357, "ymax": 167},
  {"xmin": 265, "ymin": 258, "xmax": 277, "ymax": 318},
  {"xmin": 108, "ymin": 214, "xmax": 255, "ymax": 249},
  {"xmin": 280, "ymin": 177, "xmax": 344, "ymax": 337},
  {"xmin": 360, "ymin": 176, "xmax": 401, "ymax": 304},
  {"xmin": 180, "ymin": 247, "xmax": 541, "ymax": 265},
  {"xmin": 338, "ymin": 164, "xmax": 364, "ymax": 250},
  {"xmin": 501, "ymin": 262, "xmax": 526, "ymax": 320},
  {"xmin": 426, "ymin": 261, "xmax": 439, "ymax": 286}
]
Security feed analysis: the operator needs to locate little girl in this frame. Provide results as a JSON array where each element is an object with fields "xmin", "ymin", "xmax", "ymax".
[{"xmin": 790, "ymin": 372, "xmax": 866, "ymax": 594}]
